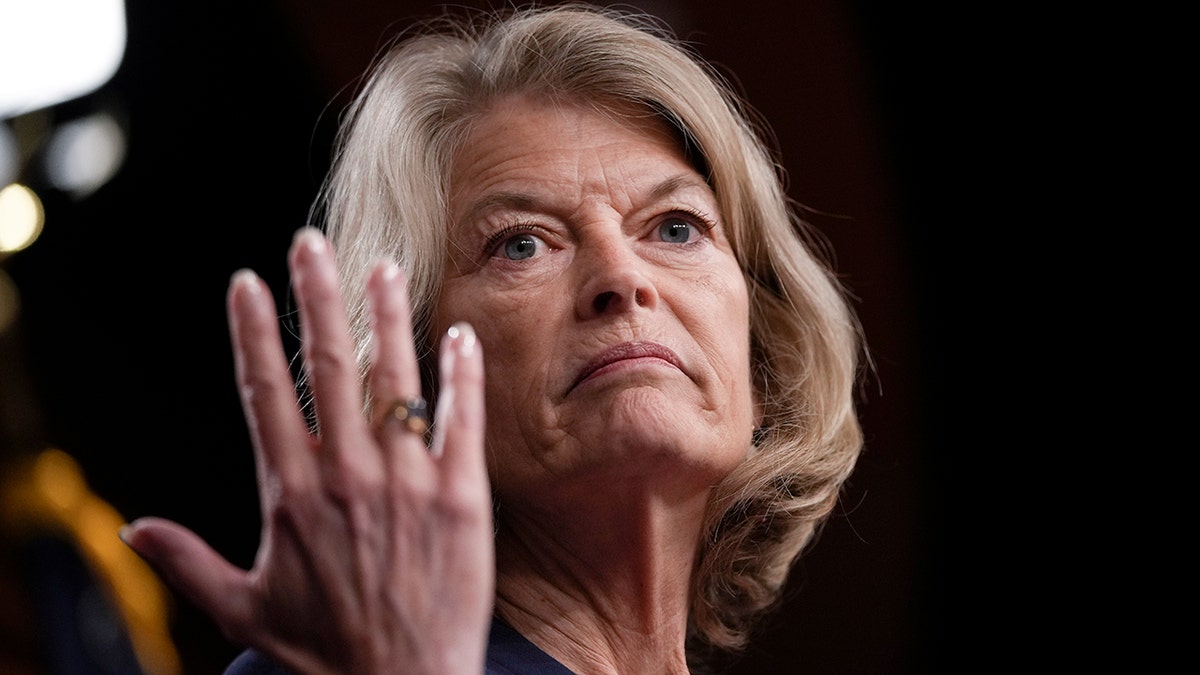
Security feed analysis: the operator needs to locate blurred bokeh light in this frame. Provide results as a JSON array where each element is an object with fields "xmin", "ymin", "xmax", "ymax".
[
  {"xmin": 0, "ymin": 0, "xmax": 127, "ymax": 119},
  {"xmin": 42, "ymin": 110, "xmax": 128, "ymax": 198},
  {"xmin": 0, "ymin": 183, "xmax": 43, "ymax": 254}
]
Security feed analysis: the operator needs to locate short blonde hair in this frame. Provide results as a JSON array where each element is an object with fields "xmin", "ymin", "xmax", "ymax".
[{"xmin": 317, "ymin": 2, "xmax": 866, "ymax": 662}]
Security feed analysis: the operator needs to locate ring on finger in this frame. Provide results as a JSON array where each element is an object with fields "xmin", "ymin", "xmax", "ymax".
[{"xmin": 379, "ymin": 396, "xmax": 430, "ymax": 436}]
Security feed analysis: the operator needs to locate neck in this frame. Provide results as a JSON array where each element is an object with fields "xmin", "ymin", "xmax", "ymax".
[{"xmin": 493, "ymin": 485, "xmax": 708, "ymax": 675}]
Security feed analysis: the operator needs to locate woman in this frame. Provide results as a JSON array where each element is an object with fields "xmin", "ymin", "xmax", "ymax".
[{"xmin": 120, "ymin": 4, "xmax": 867, "ymax": 674}]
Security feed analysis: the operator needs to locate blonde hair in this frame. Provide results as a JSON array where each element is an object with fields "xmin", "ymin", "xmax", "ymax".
[{"xmin": 316, "ymin": 1, "xmax": 866, "ymax": 663}]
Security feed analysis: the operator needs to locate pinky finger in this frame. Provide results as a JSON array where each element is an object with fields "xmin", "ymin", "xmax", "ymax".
[{"xmin": 429, "ymin": 323, "xmax": 487, "ymax": 489}]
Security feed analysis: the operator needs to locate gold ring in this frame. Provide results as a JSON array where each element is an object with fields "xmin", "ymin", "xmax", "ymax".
[{"xmin": 381, "ymin": 397, "xmax": 429, "ymax": 435}]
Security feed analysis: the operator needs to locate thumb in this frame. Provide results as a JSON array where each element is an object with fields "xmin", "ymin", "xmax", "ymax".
[{"xmin": 120, "ymin": 516, "xmax": 253, "ymax": 633}]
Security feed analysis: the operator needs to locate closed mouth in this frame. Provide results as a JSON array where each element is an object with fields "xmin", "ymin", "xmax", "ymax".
[{"xmin": 569, "ymin": 340, "xmax": 684, "ymax": 393}]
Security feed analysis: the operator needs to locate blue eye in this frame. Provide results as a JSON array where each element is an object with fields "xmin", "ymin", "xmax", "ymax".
[
  {"xmin": 658, "ymin": 217, "xmax": 696, "ymax": 244},
  {"xmin": 500, "ymin": 233, "xmax": 540, "ymax": 260}
]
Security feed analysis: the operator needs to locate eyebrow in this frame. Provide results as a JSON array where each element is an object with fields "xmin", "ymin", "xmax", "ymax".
[
  {"xmin": 647, "ymin": 174, "xmax": 711, "ymax": 202},
  {"xmin": 455, "ymin": 174, "xmax": 713, "ymax": 228},
  {"xmin": 456, "ymin": 192, "xmax": 537, "ymax": 230}
]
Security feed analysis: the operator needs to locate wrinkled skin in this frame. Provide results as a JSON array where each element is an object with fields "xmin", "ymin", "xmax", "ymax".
[{"xmin": 121, "ymin": 92, "xmax": 756, "ymax": 675}]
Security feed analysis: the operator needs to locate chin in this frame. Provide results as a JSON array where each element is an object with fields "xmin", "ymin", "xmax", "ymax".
[{"xmin": 578, "ymin": 414, "xmax": 744, "ymax": 482}]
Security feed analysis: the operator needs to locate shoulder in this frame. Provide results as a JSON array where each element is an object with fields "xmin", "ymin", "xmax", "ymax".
[
  {"xmin": 220, "ymin": 617, "xmax": 576, "ymax": 675},
  {"xmin": 486, "ymin": 615, "xmax": 576, "ymax": 675}
]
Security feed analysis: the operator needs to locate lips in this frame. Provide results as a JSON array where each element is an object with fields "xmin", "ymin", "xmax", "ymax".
[{"xmin": 569, "ymin": 341, "xmax": 685, "ymax": 393}]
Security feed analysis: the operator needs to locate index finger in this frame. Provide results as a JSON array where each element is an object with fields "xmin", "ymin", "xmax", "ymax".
[
  {"xmin": 227, "ymin": 268, "xmax": 316, "ymax": 489},
  {"xmin": 288, "ymin": 228, "xmax": 370, "ymax": 451}
]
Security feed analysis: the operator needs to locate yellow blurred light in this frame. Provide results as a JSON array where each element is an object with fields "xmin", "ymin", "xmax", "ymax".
[
  {"xmin": 1, "ymin": 449, "xmax": 183, "ymax": 675},
  {"xmin": 0, "ymin": 183, "xmax": 43, "ymax": 253},
  {"xmin": 0, "ymin": 183, "xmax": 44, "ymax": 253}
]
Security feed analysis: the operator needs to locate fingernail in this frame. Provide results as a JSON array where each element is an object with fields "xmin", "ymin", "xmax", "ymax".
[
  {"xmin": 376, "ymin": 257, "xmax": 401, "ymax": 283},
  {"xmin": 448, "ymin": 322, "xmax": 476, "ymax": 357},
  {"xmin": 293, "ymin": 227, "xmax": 325, "ymax": 253},
  {"xmin": 381, "ymin": 260, "xmax": 400, "ymax": 281},
  {"xmin": 230, "ymin": 268, "xmax": 261, "ymax": 292},
  {"xmin": 118, "ymin": 524, "xmax": 131, "ymax": 546}
]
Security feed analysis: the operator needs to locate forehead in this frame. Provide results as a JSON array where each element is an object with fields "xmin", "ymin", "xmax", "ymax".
[{"xmin": 448, "ymin": 94, "xmax": 708, "ymax": 213}]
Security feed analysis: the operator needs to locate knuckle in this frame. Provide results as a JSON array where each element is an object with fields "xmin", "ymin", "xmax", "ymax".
[
  {"xmin": 305, "ymin": 341, "xmax": 356, "ymax": 375},
  {"xmin": 238, "ymin": 371, "xmax": 290, "ymax": 407}
]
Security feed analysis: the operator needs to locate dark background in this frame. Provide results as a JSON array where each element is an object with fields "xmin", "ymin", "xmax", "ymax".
[{"xmin": 4, "ymin": 0, "xmax": 964, "ymax": 672}]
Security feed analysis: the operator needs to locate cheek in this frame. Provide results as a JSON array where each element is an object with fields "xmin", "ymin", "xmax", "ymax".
[
  {"xmin": 691, "ymin": 269, "xmax": 755, "ymax": 417},
  {"xmin": 692, "ymin": 268, "xmax": 752, "ymax": 358},
  {"xmin": 455, "ymin": 285, "xmax": 554, "ymax": 348},
  {"xmin": 439, "ymin": 282, "xmax": 564, "ymax": 410}
]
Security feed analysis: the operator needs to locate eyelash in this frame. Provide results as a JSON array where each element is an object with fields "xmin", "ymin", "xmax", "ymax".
[
  {"xmin": 668, "ymin": 207, "xmax": 717, "ymax": 235},
  {"xmin": 480, "ymin": 208, "xmax": 718, "ymax": 259},
  {"xmin": 483, "ymin": 224, "xmax": 540, "ymax": 259}
]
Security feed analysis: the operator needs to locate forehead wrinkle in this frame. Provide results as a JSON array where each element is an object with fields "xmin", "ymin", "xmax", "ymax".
[
  {"xmin": 452, "ymin": 106, "xmax": 713, "ymax": 231},
  {"xmin": 576, "ymin": 140, "xmax": 708, "ymax": 218},
  {"xmin": 457, "ymin": 171, "xmax": 714, "ymax": 235}
]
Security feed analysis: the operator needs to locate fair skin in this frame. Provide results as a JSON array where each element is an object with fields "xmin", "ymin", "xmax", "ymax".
[
  {"xmin": 119, "ymin": 94, "xmax": 755, "ymax": 675},
  {"xmin": 121, "ymin": 239, "xmax": 495, "ymax": 675},
  {"xmin": 436, "ymin": 94, "xmax": 756, "ymax": 674}
]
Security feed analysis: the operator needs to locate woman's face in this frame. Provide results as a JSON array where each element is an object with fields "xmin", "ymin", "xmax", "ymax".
[{"xmin": 436, "ymin": 94, "xmax": 756, "ymax": 503}]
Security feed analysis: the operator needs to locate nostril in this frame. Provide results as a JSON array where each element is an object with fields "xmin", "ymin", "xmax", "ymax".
[{"xmin": 593, "ymin": 291, "xmax": 616, "ymax": 313}]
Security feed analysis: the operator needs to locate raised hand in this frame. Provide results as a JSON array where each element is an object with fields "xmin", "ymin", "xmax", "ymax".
[{"xmin": 121, "ymin": 228, "xmax": 493, "ymax": 675}]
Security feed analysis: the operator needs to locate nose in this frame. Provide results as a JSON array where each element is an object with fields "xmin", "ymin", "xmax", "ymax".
[{"xmin": 575, "ymin": 237, "xmax": 659, "ymax": 319}]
